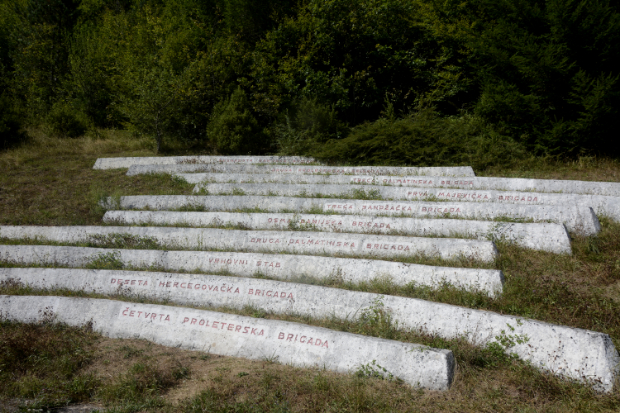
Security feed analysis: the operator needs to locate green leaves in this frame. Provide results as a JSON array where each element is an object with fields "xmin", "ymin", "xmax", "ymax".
[
  {"xmin": 206, "ymin": 87, "xmax": 268, "ymax": 155},
  {"xmin": 465, "ymin": 0, "xmax": 620, "ymax": 155},
  {"xmin": 1, "ymin": 0, "xmax": 620, "ymax": 160},
  {"xmin": 313, "ymin": 105, "xmax": 526, "ymax": 170},
  {"xmin": 118, "ymin": 64, "xmax": 195, "ymax": 152}
]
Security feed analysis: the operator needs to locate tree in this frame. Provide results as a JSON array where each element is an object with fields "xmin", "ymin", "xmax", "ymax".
[
  {"xmin": 206, "ymin": 87, "xmax": 267, "ymax": 154},
  {"xmin": 119, "ymin": 65, "xmax": 194, "ymax": 152},
  {"xmin": 7, "ymin": 0, "xmax": 81, "ymax": 117}
]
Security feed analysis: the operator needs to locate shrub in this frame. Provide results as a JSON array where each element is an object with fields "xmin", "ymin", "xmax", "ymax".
[
  {"xmin": 275, "ymin": 98, "xmax": 347, "ymax": 155},
  {"xmin": 46, "ymin": 102, "xmax": 89, "ymax": 138},
  {"xmin": 0, "ymin": 91, "xmax": 24, "ymax": 150},
  {"xmin": 206, "ymin": 87, "xmax": 267, "ymax": 154},
  {"xmin": 313, "ymin": 106, "xmax": 527, "ymax": 171}
]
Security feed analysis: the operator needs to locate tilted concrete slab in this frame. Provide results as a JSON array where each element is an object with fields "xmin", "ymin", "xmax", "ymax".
[
  {"xmin": 0, "ymin": 225, "xmax": 498, "ymax": 263},
  {"xmin": 194, "ymin": 183, "xmax": 620, "ymax": 221},
  {"xmin": 103, "ymin": 210, "xmax": 572, "ymax": 254},
  {"xmin": 93, "ymin": 156, "xmax": 317, "ymax": 169},
  {"xmin": 180, "ymin": 172, "xmax": 620, "ymax": 197},
  {"xmin": 0, "ymin": 245, "xmax": 504, "ymax": 295},
  {"xmin": 117, "ymin": 195, "xmax": 600, "ymax": 236},
  {"xmin": 127, "ymin": 164, "xmax": 476, "ymax": 177},
  {"xmin": 2, "ymin": 267, "xmax": 617, "ymax": 392},
  {"xmin": 0, "ymin": 294, "xmax": 454, "ymax": 390}
]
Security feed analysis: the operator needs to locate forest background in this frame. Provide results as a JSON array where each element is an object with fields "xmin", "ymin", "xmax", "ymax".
[{"xmin": 1, "ymin": 0, "xmax": 619, "ymax": 169}]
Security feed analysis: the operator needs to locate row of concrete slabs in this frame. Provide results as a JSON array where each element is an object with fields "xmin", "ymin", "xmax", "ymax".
[{"xmin": 1, "ymin": 155, "xmax": 619, "ymax": 393}]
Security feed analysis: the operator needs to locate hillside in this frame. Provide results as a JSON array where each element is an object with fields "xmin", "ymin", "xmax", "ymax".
[{"xmin": 1, "ymin": 132, "xmax": 619, "ymax": 411}]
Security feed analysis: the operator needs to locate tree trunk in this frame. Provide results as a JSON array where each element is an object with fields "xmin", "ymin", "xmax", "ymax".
[{"xmin": 155, "ymin": 114, "xmax": 161, "ymax": 153}]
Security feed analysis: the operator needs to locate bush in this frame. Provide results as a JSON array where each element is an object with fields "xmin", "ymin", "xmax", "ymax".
[
  {"xmin": 206, "ymin": 87, "xmax": 267, "ymax": 154},
  {"xmin": 275, "ymin": 98, "xmax": 347, "ymax": 155},
  {"xmin": 0, "ymin": 91, "xmax": 24, "ymax": 150},
  {"xmin": 313, "ymin": 106, "xmax": 527, "ymax": 171},
  {"xmin": 464, "ymin": 0, "xmax": 620, "ymax": 156},
  {"xmin": 2, "ymin": 0, "xmax": 619, "ymax": 159},
  {"xmin": 46, "ymin": 102, "xmax": 90, "ymax": 138}
]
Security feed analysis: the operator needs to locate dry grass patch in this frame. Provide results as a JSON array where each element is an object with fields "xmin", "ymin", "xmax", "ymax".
[
  {"xmin": 0, "ymin": 129, "xmax": 194, "ymax": 226},
  {"xmin": 0, "ymin": 320, "xmax": 100, "ymax": 409}
]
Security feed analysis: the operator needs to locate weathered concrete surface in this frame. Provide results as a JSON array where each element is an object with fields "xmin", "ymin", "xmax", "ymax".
[
  {"xmin": 93, "ymin": 156, "xmax": 317, "ymax": 169},
  {"xmin": 0, "ymin": 225, "xmax": 498, "ymax": 262},
  {"xmin": 0, "ymin": 245, "xmax": 505, "ymax": 295},
  {"xmin": 181, "ymin": 172, "xmax": 620, "ymax": 197},
  {"xmin": 103, "ymin": 210, "xmax": 572, "ymax": 254},
  {"xmin": 2, "ymin": 267, "xmax": 617, "ymax": 392},
  {"xmin": 117, "ymin": 195, "xmax": 600, "ymax": 236},
  {"xmin": 194, "ymin": 183, "xmax": 620, "ymax": 221},
  {"xmin": 0, "ymin": 294, "xmax": 455, "ymax": 390},
  {"xmin": 127, "ymin": 164, "xmax": 476, "ymax": 177}
]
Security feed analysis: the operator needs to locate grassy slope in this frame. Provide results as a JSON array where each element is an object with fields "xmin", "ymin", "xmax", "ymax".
[{"xmin": 1, "ymin": 130, "xmax": 620, "ymax": 412}]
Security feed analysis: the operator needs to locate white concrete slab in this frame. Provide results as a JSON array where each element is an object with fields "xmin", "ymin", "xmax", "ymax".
[
  {"xmin": 127, "ymin": 164, "xmax": 476, "ymax": 177},
  {"xmin": 103, "ymin": 210, "xmax": 572, "ymax": 254},
  {"xmin": 93, "ymin": 156, "xmax": 317, "ymax": 169},
  {"xmin": 0, "ymin": 245, "xmax": 505, "ymax": 295},
  {"xmin": 2, "ymin": 267, "xmax": 617, "ymax": 392},
  {"xmin": 0, "ymin": 294, "xmax": 454, "ymax": 390},
  {"xmin": 0, "ymin": 226, "xmax": 498, "ymax": 263},
  {"xmin": 117, "ymin": 195, "xmax": 600, "ymax": 236},
  {"xmin": 193, "ymin": 183, "xmax": 620, "ymax": 221},
  {"xmin": 180, "ymin": 172, "xmax": 620, "ymax": 197}
]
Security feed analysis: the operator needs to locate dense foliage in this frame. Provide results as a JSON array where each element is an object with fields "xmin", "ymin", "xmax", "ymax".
[{"xmin": 1, "ymin": 0, "xmax": 619, "ymax": 165}]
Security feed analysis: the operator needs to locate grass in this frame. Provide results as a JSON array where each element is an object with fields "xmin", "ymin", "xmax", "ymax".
[
  {"xmin": 0, "ymin": 319, "xmax": 190, "ymax": 412},
  {"xmin": 0, "ymin": 129, "xmax": 194, "ymax": 226},
  {"xmin": 1, "ymin": 130, "xmax": 620, "ymax": 412},
  {"xmin": 1, "ymin": 296, "xmax": 618, "ymax": 412},
  {"xmin": 481, "ymin": 156, "xmax": 620, "ymax": 182},
  {"xmin": 0, "ymin": 319, "xmax": 100, "ymax": 409}
]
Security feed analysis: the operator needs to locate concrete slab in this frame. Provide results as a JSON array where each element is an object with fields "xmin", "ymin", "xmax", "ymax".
[
  {"xmin": 0, "ymin": 245, "xmax": 505, "ymax": 295},
  {"xmin": 193, "ymin": 183, "xmax": 620, "ymax": 221},
  {"xmin": 0, "ymin": 294, "xmax": 454, "ymax": 390},
  {"xmin": 117, "ymin": 195, "xmax": 600, "ymax": 236},
  {"xmin": 2, "ymin": 267, "xmax": 617, "ymax": 392},
  {"xmin": 0, "ymin": 225, "xmax": 498, "ymax": 263},
  {"xmin": 180, "ymin": 172, "xmax": 620, "ymax": 196},
  {"xmin": 127, "ymin": 164, "xmax": 476, "ymax": 177},
  {"xmin": 93, "ymin": 156, "xmax": 317, "ymax": 169},
  {"xmin": 103, "ymin": 210, "xmax": 572, "ymax": 254}
]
